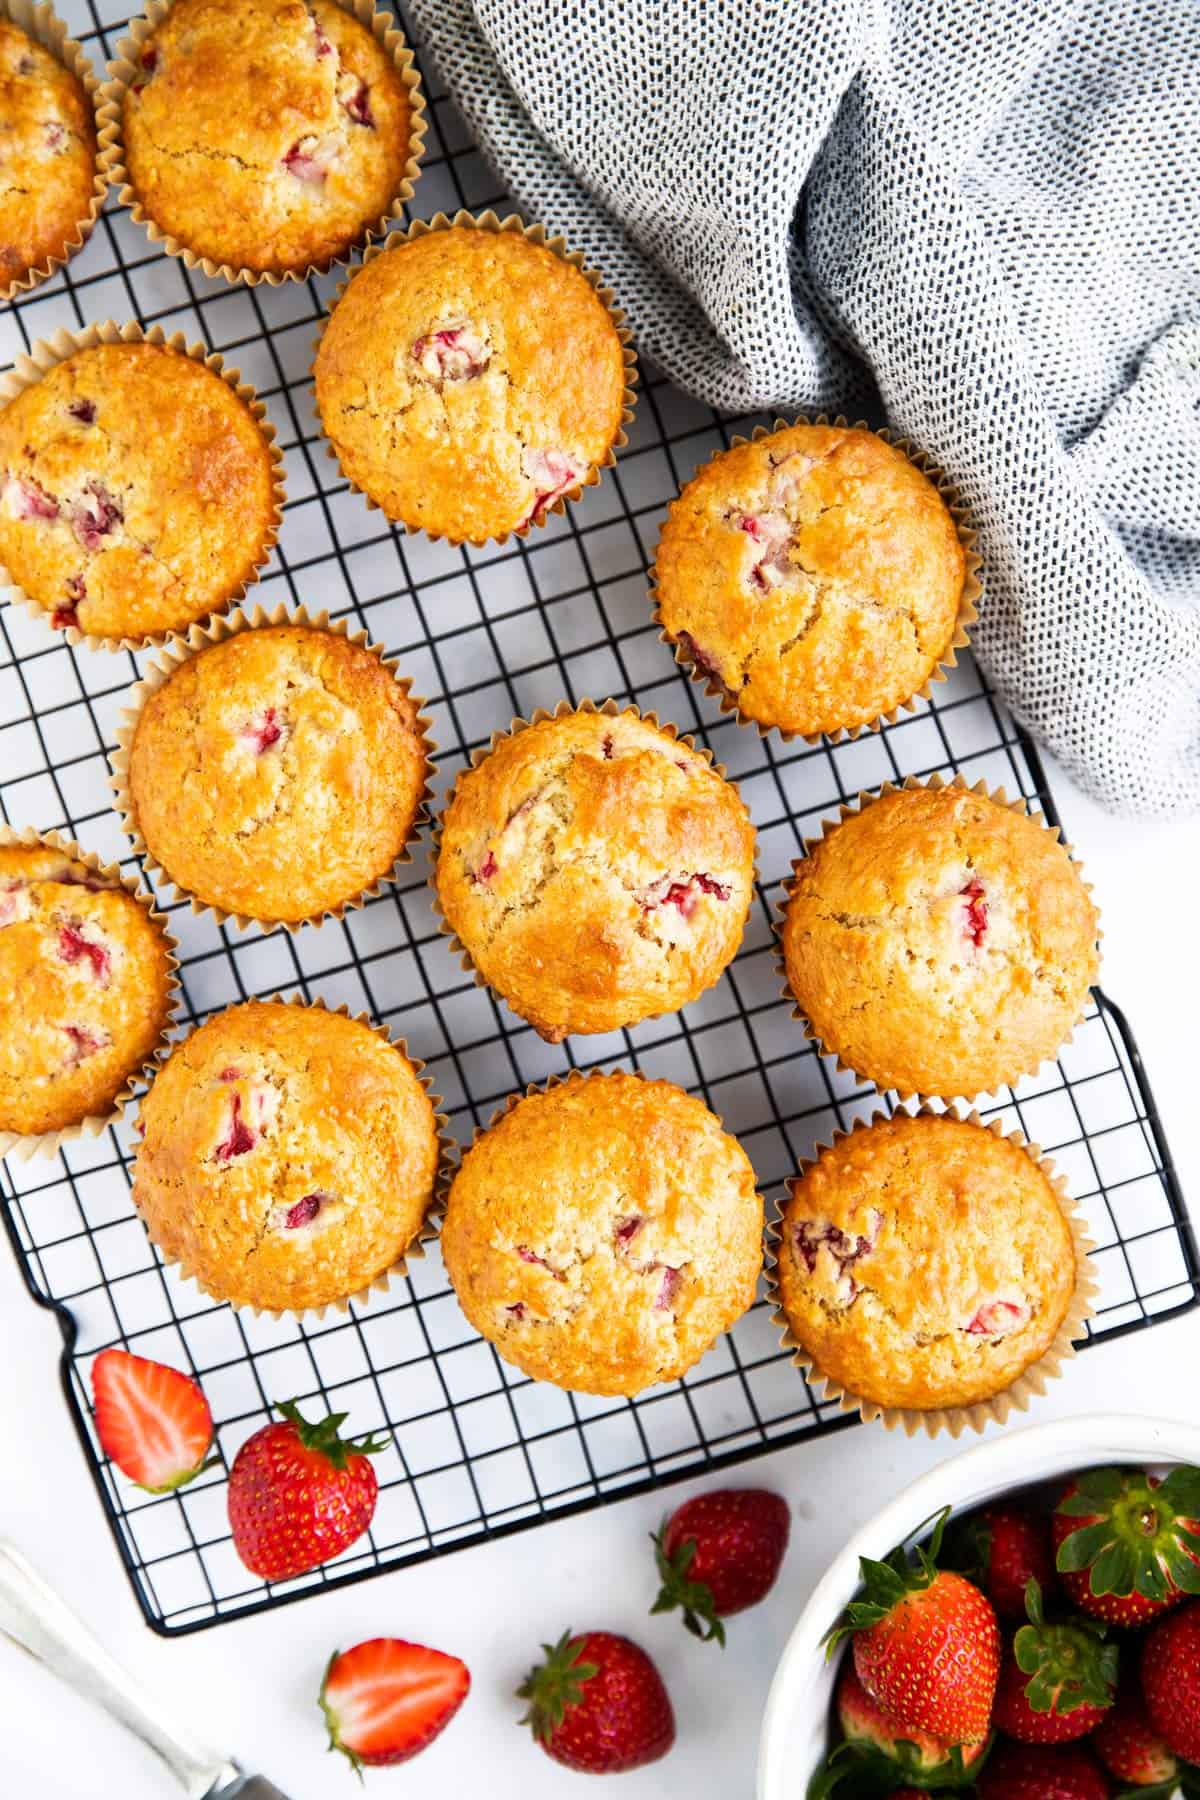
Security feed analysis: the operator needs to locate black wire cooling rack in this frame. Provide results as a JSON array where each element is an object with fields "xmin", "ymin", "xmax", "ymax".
[{"xmin": 1, "ymin": 0, "xmax": 1196, "ymax": 1639}]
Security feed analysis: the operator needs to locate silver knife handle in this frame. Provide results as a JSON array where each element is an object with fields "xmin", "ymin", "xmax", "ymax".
[{"xmin": 0, "ymin": 1541, "xmax": 240, "ymax": 1799}]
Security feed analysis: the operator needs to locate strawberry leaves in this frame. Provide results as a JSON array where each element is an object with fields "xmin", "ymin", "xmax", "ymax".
[
  {"xmin": 1056, "ymin": 1466, "xmax": 1200, "ymax": 1602},
  {"xmin": 517, "ymin": 1631, "xmax": 599, "ymax": 1744},
  {"xmin": 824, "ymin": 1508, "xmax": 953, "ymax": 1654},
  {"xmin": 275, "ymin": 1399, "xmax": 389, "ymax": 1472},
  {"xmin": 806, "ymin": 1737, "xmax": 983, "ymax": 1799},
  {"xmin": 1013, "ymin": 1579, "xmax": 1118, "ymax": 1717},
  {"xmin": 651, "ymin": 1524, "xmax": 725, "ymax": 1647}
]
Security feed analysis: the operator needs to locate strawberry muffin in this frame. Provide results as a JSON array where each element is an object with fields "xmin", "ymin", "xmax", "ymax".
[
  {"xmin": 0, "ymin": 339, "xmax": 278, "ymax": 644},
  {"xmin": 132, "ymin": 1001, "xmax": 440, "ymax": 1312},
  {"xmin": 773, "ymin": 1112, "xmax": 1083, "ymax": 1420},
  {"xmin": 0, "ymin": 840, "xmax": 174, "ymax": 1140},
  {"xmin": 779, "ymin": 781, "xmax": 1100, "ymax": 1098},
  {"xmin": 655, "ymin": 424, "xmax": 969, "ymax": 739},
  {"xmin": 122, "ymin": 622, "xmax": 429, "ymax": 925},
  {"xmin": 0, "ymin": 16, "xmax": 98, "ymax": 294},
  {"xmin": 115, "ymin": 0, "xmax": 420, "ymax": 278},
  {"xmin": 314, "ymin": 222, "xmax": 630, "ymax": 542},
  {"xmin": 434, "ymin": 707, "xmax": 756, "ymax": 1041},
  {"xmin": 441, "ymin": 1072, "xmax": 763, "ymax": 1395}
]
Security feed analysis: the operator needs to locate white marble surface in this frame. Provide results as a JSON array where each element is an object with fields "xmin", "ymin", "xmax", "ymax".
[{"xmin": 1, "ymin": 753, "xmax": 1196, "ymax": 1800}]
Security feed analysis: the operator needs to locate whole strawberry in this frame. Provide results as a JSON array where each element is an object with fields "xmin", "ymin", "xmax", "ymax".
[
  {"xmin": 651, "ymin": 1487, "xmax": 790, "ymax": 1645},
  {"xmin": 321, "ymin": 1638, "xmax": 469, "ymax": 1771},
  {"xmin": 1141, "ymin": 1600, "xmax": 1200, "ymax": 1764},
  {"xmin": 956, "ymin": 1505, "xmax": 1056, "ymax": 1621},
  {"xmin": 1092, "ymin": 1683, "xmax": 1179, "ymax": 1788},
  {"xmin": 517, "ymin": 1630, "xmax": 674, "ymax": 1774},
  {"xmin": 992, "ymin": 1578, "xmax": 1117, "ymax": 1744},
  {"xmin": 228, "ymin": 1400, "xmax": 387, "ymax": 1581},
  {"xmin": 825, "ymin": 1506, "xmax": 1001, "ymax": 1745},
  {"xmin": 1054, "ymin": 1466, "xmax": 1200, "ymax": 1626},
  {"xmin": 837, "ymin": 1661, "xmax": 986, "ymax": 1775},
  {"xmin": 978, "ymin": 1741, "xmax": 1111, "ymax": 1800}
]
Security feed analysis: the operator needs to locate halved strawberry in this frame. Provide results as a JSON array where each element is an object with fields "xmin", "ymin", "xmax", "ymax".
[
  {"xmin": 91, "ymin": 1348, "xmax": 216, "ymax": 1494},
  {"xmin": 320, "ymin": 1638, "xmax": 470, "ymax": 1771},
  {"xmin": 1054, "ymin": 1467, "xmax": 1200, "ymax": 1625}
]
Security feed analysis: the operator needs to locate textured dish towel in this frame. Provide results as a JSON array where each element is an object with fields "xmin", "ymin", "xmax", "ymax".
[{"xmin": 408, "ymin": 0, "xmax": 1200, "ymax": 816}]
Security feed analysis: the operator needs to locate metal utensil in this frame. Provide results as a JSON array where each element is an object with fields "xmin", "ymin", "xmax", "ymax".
[{"xmin": 0, "ymin": 1541, "xmax": 290, "ymax": 1799}]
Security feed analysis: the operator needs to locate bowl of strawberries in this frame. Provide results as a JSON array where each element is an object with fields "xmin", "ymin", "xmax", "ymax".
[{"xmin": 758, "ymin": 1413, "xmax": 1200, "ymax": 1800}]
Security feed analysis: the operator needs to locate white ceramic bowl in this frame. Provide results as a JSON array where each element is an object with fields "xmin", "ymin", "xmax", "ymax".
[{"xmin": 757, "ymin": 1412, "xmax": 1200, "ymax": 1800}]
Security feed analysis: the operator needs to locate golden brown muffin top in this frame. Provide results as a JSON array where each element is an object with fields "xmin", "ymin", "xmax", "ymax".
[
  {"xmin": 775, "ymin": 1112, "xmax": 1078, "ymax": 1413},
  {"xmin": 122, "ymin": 0, "xmax": 416, "ymax": 275},
  {"xmin": 133, "ymin": 1000, "xmax": 439, "ymax": 1312},
  {"xmin": 314, "ymin": 226, "xmax": 628, "ymax": 541},
  {"xmin": 127, "ymin": 624, "xmax": 429, "ymax": 924},
  {"xmin": 0, "ymin": 341, "xmax": 277, "ymax": 643},
  {"xmin": 0, "ymin": 844, "xmax": 173, "ymax": 1138},
  {"xmin": 436, "ymin": 709, "xmax": 756, "ymax": 1040},
  {"xmin": 780, "ymin": 784, "xmax": 1100, "ymax": 1099},
  {"xmin": 0, "ymin": 20, "xmax": 97, "ymax": 290},
  {"xmin": 655, "ymin": 425, "xmax": 966, "ymax": 738},
  {"xmin": 441, "ymin": 1071, "xmax": 764, "ymax": 1396}
]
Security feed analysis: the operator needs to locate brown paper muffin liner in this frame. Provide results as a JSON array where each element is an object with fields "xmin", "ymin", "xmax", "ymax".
[
  {"xmin": 764, "ymin": 1103, "xmax": 1099, "ymax": 1439},
  {"xmin": 109, "ymin": 601, "xmax": 435, "ymax": 934},
  {"xmin": 0, "ymin": 824, "xmax": 180, "ymax": 1162},
  {"xmin": 134, "ymin": 991, "xmax": 450, "ymax": 1323},
  {"xmin": 312, "ymin": 209, "xmax": 640, "ymax": 547},
  {"xmin": 652, "ymin": 415, "xmax": 981, "ymax": 746},
  {"xmin": 0, "ymin": 320, "xmax": 286, "ymax": 653},
  {"xmin": 429, "ymin": 696, "xmax": 758, "ymax": 1043},
  {"xmin": 96, "ymin": 0, "xmax": 426, "ymax": 286},
  {"xmin": 0, "ymin": 0, "xmax": 108, "ymax": 302},
  {"xmin": 773, "ymin": 772, "xmax": 1103, "ymax": 1100}
]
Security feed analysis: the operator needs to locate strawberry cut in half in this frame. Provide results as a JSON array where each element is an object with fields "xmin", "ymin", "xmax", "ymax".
[
  {"xmin": 91, "ymin": 1348, "xmax": 217, "ymax": 1494},
  {"xmin": 992, "ymin": 1579, "xmax": 1117, "ymax": 1744},
  {"xmin": 1054, "ymin": 1465, "xmax": 1200, "ymax": 1625},
  {"xmin": 517, "ymin": 1629, "xmax": 675, "ymax": 1774},
  {"xmin": 823, "ymin": 1505, "xmax": 1001, "ymax": 1746},
  {"xmin": 651, "ymin": 1487, "xmax": 790, "ymax": 1645},
  {"xmin": 320, "ymin": 1638, "xmax": 469, "ymax": 1772}
]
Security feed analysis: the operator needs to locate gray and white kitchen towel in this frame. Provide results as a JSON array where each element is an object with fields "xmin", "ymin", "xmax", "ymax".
[{"xmin": 408, "ymin": 0, "xmax": 1200, "ymax": 816}]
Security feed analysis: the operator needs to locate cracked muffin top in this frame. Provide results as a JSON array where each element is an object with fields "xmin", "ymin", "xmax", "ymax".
[
  {"xmin": 441, "ymin": 1071, "xmax": 764, "ymax": 1396},
  {"xmin": 314, "ymin": 225, "xmax": 628, "ymax": 542},
  {"xmin": 0, "ymin": 843, "xmax": 173, "ymax": 1138},
  {"xmin": 775, "ymin": 1112, "xmax": 1079, "ymax": 1415},
  {"xmin": 780, "ymin": 783, "xmax": 1100, "ymax": 1099},
  {"xmin": 435, "ymin": 708, "xmax": 756, "ymax": 1041},
  {"xmin": 655, "ymin": 423, "xmax": 967, "ymax": 739},
  {"xmin": 121, "ymin": 0, "xmax": 417, "ymax": 276},
  {"xmin": 0, "ymin": 340, "xmax": 277, "ymax": 643},
  {"xmin": 133, "ymin": 1000, "xmax": 439, "ymax": 1312},
  {"xmin": 126, "ymin": 623, "xmax": 429, "ymax": 924},
  {"xmin": 0, "ymin": 19, "xmax": 97, "ymax": 293}
]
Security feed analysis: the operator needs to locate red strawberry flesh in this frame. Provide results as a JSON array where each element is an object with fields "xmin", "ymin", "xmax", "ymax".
[
  {"xmin": 321, "ymin": 1637, "xmax": 469, "ymax": 1769},
  {"xmin": 91, "ymin": 1348, "xmax": 214, "ymax": 1494}
]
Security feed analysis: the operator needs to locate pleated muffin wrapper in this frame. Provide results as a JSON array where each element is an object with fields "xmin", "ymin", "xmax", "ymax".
[
  {"xmin": 773, "ymin": 771, "xmax": 1103, "ymax": 1102},
  {"xmin": 0, "ymin": 824, "xmax": 180, "ymax": 1162},
  {"xmin": 763, "ymin": 1102, "xmax": 1099, "ymax": 1440},
  {"xmin": 134, "ymin": 991, "xmax": 451, "ymax": 1323},
  {"xmin": 109, "ymin": 600, "xmax": 436, "ymax": 934},
  {"xmin": 0, "ymin": 0, "xmax": 108, "ymax": 302},
  {"xmin": 312, "ymin": 209, "xmax": 640, "ymax": 548},
  {"xmin": 429, "ymin": 696, "xmax": 759, "ymax": 1044},
  {"xmin": 653, "ymin": 415, "xmax": 981, "ymax": 746},
  {"xmin": 0, "ymin": 320, "xmax": 286, "ymax": 653},
  {"xmin": 97, "ymin": 0, "xmax": 426, "ymax": 286}
]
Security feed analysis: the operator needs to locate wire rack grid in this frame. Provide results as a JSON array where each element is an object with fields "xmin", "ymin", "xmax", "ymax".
[{"xmin": 0, "ymin": 0, "xmax": 1196, "ymax": 1637}]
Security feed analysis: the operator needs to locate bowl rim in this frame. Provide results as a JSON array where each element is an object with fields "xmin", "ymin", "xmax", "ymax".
[{"xmin": 756, "ymin": 1410, "xmax": 1200, "ymax": 1800}]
